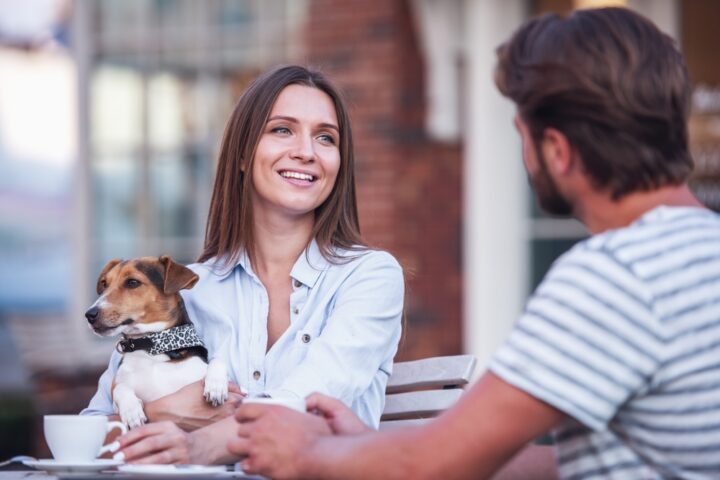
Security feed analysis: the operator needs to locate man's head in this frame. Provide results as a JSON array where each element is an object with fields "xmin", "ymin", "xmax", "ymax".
[{"xmin": 495, "ymin": 7, "xmax": 693, "ymax": 209}]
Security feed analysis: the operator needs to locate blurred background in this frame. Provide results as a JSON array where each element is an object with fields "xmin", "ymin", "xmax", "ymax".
[{"xmin": 0, "ymin": 0, "xmax": 718, "ymax": 457}]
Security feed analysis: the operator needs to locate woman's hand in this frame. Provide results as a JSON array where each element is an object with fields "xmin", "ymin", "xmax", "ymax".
[
  {"xmin": 115, "ymin": 421, "xmax": 197, "ymax": 464},
  {"xmin": 306, "ymin": 393, "xmax": 371, "ymax": 435},
  {"xmin": 117, "ymin": 416, "xmax": 244, "ymax": 465},
  {"xmin": 144, "ymin": 381, "xmax": 244, "ymax": 431}
]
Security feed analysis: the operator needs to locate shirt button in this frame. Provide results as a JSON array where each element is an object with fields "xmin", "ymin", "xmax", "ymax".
[
  {"xmin": 293, "ymin": 279, "xmax": 302, "ymax": 288},
  {"xmin": 301, "ymin": 333, "xmax": 311, "ymax": 343},
  {"xmin": 293, "ymin": 306, "xmax": 300, "ymax": 315},
  {"xmin": 253, "ymin": 370, "xmax": 261, "ymax": 380}
]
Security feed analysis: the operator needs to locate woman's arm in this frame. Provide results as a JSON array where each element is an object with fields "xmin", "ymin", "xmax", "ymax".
[
  {"xmin": 116, "ymin": 415, "xmax": 242, "ymax": 465},
  {"xmin": 143, "ymin": 381, "xmax": 243, "ymax": 431},
  {"xmin": 83, "ymin": 350, "xmax": 241, "ymax": 430}
]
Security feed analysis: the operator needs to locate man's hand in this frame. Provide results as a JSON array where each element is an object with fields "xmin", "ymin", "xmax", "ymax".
[
  {"xmin": 226, "ymin": 374, "xmax": 565, "ymax": 480},
  {"xmin": 306, "ymin": 393, "xmax": 371, "ymax": 435},
  {"xmin": 144, "ymin": 380, "xmax": 244, "ymax": 431},
  {"xmin": 228, "ymin": 403, "xmax": 333, "ymax": 478}
]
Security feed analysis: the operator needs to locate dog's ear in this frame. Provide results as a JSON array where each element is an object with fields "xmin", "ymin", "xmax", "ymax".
[
  {"xmin": 96, "ymin": 259, "xmax": 122, "ymax": 294},
  {"xmin": 159, "ymin": 255, "xmax": 199, "ymax": 294}
]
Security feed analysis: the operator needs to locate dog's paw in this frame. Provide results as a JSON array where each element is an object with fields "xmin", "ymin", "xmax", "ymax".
[
  {"xmin": 204, "ymin": 375, "xmax": 228, "ymax": 406},
  {"xmin": 119, "ymin": 400, "xmax": 147, "ymax": 429},
  {"xmin": 113, "ymin": 384, "xmax": 147, "ymax": 429},
  {"xmin": 204, "ymin": 359, "xmax": 229, "ymax": 406}
]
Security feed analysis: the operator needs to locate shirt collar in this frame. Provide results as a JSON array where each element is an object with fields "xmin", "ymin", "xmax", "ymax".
[
  {"xmin": 210, "ymin": 239, "xmax": 330, "ymax": 288},
  {"xmin": 290, "ymin": 239, "xmax": 330, "ymax": 288},
  {"xmin": 205, "ymin": 249, "xmax": 251, "ymax": 281}
]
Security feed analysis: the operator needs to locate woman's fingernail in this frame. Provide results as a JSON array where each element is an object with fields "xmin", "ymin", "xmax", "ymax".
[
  {"xmin": 108, "ymin": 441, "xmax": 121, "ymax": 453},
  {"xmin": 113, "ymin": 452, "xmax": 125, "ymax": 462}
]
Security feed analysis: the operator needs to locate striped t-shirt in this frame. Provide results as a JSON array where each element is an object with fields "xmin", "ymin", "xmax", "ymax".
[{"xmin": 490, "ymin": 206, "xmax": 720, "ymax": 479}]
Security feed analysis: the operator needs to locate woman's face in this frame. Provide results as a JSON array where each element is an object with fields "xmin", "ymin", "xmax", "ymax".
[{"xmin": 250, "ymin": 84, "xmax": 341, "ymax": 220}]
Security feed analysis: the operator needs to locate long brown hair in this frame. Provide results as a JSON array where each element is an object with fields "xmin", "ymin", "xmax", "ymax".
[
  {"xmin": 495, "ymin": 7, "xmax": 692, "ymax": 200},
  {"xmin": 199, "ymin": 65, "xmax": 365, "ymax": 267}
]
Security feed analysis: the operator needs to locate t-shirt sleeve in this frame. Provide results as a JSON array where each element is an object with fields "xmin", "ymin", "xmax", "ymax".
[{"xmin": 489, "ymin": 244, "xmax": 663, "ymax": 430}]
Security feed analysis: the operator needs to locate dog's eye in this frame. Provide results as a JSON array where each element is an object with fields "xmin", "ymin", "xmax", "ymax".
[
  {"xmin": 100, "ymin": 279, "xmax": 107, "ymax": 289},
  {"xmin": 124, "ymin": 278, "xmax": 141, "ymax": 289}
]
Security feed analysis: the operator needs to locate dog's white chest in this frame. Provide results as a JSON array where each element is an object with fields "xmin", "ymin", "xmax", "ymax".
[{"xmin": 115, "ymin": 351, "xmax": 207, "ymax": 403}]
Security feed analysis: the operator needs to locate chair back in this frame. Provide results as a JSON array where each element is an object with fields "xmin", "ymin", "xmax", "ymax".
[{"xmin": 380, "ymin": 354, "xmax": 477, "ymax": 430}]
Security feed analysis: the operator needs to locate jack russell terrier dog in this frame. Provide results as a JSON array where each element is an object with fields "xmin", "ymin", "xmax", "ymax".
[{"xmin": 85, "ymin": 255, "xmax": 228, "ymax": 428}]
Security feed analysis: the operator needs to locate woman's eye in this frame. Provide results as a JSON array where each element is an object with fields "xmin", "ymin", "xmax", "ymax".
[
  {"xmin": 318, "ymin": 134, "xmax": 336, "ymax": 145},
  {"xmin": 272, "ymin": 127, "xmax": 291, "ymax": 135},
  {"xmin": 124, "ymin": 279, "xmax": 141, "ymax": 289}
]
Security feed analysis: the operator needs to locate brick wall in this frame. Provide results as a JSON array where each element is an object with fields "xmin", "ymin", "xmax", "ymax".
[{"xmin": 305, "ymin": 0, "xmax": 463, "ymax": 360}]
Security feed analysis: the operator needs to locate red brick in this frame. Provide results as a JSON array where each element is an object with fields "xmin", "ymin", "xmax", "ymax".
[{"xmin": 307, "ymin": 0, "xmax": 463, "ymax": 360}]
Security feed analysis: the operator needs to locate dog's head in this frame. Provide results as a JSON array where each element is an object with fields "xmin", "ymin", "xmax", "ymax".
[{"xmin": 85, "ymin": 255, "xmax": 198, "ymax": 338}]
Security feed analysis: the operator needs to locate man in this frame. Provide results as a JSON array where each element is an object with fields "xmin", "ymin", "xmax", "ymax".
[{"xmin": 228, "ymin": 7, "xmax": 720, "ymax": 479}]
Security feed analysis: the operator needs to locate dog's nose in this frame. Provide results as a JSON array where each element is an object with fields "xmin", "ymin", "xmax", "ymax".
[{"xmin": 85, "ymin": 306, "xmax": 100, "ymax": 324}]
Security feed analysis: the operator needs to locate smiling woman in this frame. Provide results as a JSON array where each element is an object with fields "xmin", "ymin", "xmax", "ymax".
[{"xmin": 81, "ymin": 65, "xmax": 405, "ymax": 466}]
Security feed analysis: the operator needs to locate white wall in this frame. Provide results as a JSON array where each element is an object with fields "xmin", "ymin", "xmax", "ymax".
[
  {"xmin": 628, "ymin": 0, "xmax": 680, "ymax": 41},
  {"xmin": 462, "ymin": 0, "xmax": 529, "ymax": 374}
]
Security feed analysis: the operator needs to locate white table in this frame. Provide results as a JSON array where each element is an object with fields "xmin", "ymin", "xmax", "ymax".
[{"xmin": 0, "ymin": 471, "xmax": 263, "ymax": 480}]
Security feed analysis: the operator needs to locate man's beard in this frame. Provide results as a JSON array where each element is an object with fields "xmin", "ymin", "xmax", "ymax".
[{"xmin": 529, "ymin": 145, "xmax": 574, "ymax": 216}]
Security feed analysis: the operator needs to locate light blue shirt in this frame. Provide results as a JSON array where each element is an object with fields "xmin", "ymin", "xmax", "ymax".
[{"xmin": 82, "ymin": 241, "xmax": 404, "ymax": 428}]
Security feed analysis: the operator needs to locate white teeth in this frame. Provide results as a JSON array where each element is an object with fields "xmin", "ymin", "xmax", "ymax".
[{"xmin": 280, "ymin": 171, "xmax": 314, "ymax": 181}]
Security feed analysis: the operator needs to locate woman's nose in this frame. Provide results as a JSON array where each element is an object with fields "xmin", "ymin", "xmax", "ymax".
[{"xmin": 290, "ymin": 135, "xmax": 316, "ymax": 162}]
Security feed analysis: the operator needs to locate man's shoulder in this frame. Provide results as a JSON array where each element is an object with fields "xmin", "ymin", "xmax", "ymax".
[
  {"xmin": 545, "ymin": 206, "xmax": 720, "ymax": 297},
  {"xmin": 569, "ymin": 206, "xmax": 719, "ymax": 257}
]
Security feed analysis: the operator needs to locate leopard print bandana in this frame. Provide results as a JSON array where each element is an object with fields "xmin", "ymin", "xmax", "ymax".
[{"xmin": 116, "ymin": 324, "xmax": 205, "ymax": 355}]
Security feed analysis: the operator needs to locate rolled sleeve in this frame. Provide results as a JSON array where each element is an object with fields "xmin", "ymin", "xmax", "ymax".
[{"xmin": 80, "ymin": 350, "xmax": 121, "ymax": 416}]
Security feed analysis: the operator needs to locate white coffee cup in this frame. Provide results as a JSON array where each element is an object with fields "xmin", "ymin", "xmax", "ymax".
[
  {"xmin": 44, "ymin": 415, "xmax": 127, "ymax": 462},
  {"xmin": 242, "ymin": 396, "xmax": 306, "ymax": 413}
]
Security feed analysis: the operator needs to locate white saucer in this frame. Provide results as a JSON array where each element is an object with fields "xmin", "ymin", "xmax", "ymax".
[
  {"xmin": 24, "ymin": 459, "xmax": 123, "ymax": 473},
  {"xmin": 117, "ymin": 465, "xmax": 228, "ymax": 477}
]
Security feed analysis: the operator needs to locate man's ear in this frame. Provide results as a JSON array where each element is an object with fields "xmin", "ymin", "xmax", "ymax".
[
  {"xmin": 159, "ymin": 255, "xmax": 199, "ymax": 294},
  {"xmin": 541, "ymin": 128, "xmax": 574, "ymax": 175}
]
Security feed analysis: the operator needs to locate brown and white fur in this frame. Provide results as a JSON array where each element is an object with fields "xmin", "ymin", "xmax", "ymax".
[{"xmin": 86, "ymin": 255, "xmax": 228, "ymax": 428}]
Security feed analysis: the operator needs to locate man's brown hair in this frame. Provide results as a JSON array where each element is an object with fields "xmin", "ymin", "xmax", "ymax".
[
  {"xmin": 199, "ymin": 65, "xmax": 365, "ymax": 267},
  {"xmin": 495, "ymin": 7, "xmax": 693, "ymax": 199}
]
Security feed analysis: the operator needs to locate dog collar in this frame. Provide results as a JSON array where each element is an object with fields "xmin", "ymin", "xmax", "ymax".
[{"xmin": 116, "ymin": 324, "xmax": 205, "ymax": 355}]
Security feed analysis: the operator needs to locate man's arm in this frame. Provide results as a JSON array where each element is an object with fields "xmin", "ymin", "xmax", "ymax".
[
  {"xmin": 234, "ymin": 372, "xmax": 565, "ymax": 479},
  {"xmin": 188, "ymin": 416, "xmax": 244, "ymax": 464},
  {"xmin": 309, "ymin": 372, "xmax": 564, "ymax": 479}
]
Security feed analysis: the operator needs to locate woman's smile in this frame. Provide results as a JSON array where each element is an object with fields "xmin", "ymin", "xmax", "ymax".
[{"xmin": 278, "ymin": 169, "xmax": 317, "ymax": 186}]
